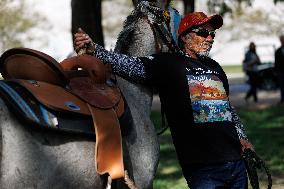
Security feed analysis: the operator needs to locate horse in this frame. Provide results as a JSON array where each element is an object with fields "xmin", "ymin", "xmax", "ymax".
[
  {"xmin": 114, "ymin": 1, "xmax": 181, "ymax": 188},
  {"xmin": 0, "ymin": 1, "xmax": 180, "ymax": 189}
]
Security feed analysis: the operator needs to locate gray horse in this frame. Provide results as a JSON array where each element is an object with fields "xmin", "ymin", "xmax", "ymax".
[
  {"xmin": 114, "ymin": 1, "xmax": 181, "ymax": 188},
  {"xmin": 0, "ymin": 1, "xmax": 179, "ymax": 189}
]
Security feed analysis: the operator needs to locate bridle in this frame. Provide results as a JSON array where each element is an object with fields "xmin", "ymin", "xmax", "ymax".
[{"xmin": 139, "ymin": 1, "xmax": 182, "ymax": 53}]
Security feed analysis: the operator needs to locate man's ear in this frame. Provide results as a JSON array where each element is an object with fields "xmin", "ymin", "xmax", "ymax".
[
  {"xmin": 180, "ymin": 35, "xmax": 187, "ymax": 43},
  {"xmin": 181, "ymin": 33, "xmax": 191, "ymax": 43}
]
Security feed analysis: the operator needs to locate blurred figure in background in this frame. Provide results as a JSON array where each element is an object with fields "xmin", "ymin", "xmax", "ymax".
[
  {"xmin": 243, "ymin": 42, "xmax": 261, "ymax": 103},
  {"xmin": 275, "ymin": 35, "xmax": 284, "ymax": 104}
]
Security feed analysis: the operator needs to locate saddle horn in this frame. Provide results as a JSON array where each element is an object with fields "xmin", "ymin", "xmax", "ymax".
[{"xmin": 60, "ymin": 55, "xmax": 112, "ymax": 84}]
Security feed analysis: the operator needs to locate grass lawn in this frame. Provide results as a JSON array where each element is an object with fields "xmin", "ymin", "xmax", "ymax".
[
  {"xmin": 221, "ymin": 64, "xmax": 243, "ymax": 74},
  {"xmin": 151, "ymin": 105, "xmax": 284, "ymax": 188}
]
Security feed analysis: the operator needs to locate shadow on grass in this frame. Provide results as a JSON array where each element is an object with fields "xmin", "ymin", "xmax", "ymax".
[
  {"xmin": 151, "ymin": 111, "xmax": 188, "ymax": 188},
  {"xmin": 151, "ymin": 106, "xmax": 284, "ymax": 188},
  {"xmin": 238, "ymin": 105, "xmax": 284, "ymax": 176}
]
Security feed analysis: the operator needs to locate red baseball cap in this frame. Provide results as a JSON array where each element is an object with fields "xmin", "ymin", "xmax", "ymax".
[{"xmin": 178, "ymin": 12, "xmax": 223, "ymax": 36}]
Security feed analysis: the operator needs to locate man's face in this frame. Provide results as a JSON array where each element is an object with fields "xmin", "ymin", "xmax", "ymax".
[{"xmin": 181, "ymin": 24, "xmax": 215, "ymax": 58}]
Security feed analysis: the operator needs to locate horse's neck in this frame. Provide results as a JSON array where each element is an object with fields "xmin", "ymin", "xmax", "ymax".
[
  {"xmin": 118, "ymin": 78, "xmax": 153, "ymax": 115},
  {"xmin": 115, "ymin": 17, "xmax": 160, "ymax": 115}
]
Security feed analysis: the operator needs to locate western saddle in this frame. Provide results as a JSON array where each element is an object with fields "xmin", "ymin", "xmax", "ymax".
[{"xmin": 0, "ymin": 48, "xmax": 126, "ymax": 180}]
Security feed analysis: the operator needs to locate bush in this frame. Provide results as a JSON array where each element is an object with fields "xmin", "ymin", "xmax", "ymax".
[{"xmin": 0, "ymin": 0, "xmax": 45, "ymax": 53}]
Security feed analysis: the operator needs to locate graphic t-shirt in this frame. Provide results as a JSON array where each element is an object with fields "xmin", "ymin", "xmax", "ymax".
[
  {"xmin": 141, "ymin": 53, "xmax": 242, "ymax": 166},
  {"xmin": 187, "ymin": 74, "xmax": 232, "ymax": 123}
]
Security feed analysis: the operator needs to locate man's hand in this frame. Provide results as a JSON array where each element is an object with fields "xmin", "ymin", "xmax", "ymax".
[
  {"xmin": 74, "ymin": 28, "xmax": 95, "ymax": 54},
  {"xmin": 240, "ymin": 139, "xmax": 254, "ymax": 154}
]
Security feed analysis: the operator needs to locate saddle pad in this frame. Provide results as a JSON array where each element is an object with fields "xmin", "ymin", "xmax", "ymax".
[
  {"xmin": 0, "ymin": 48, "xmax": 68, "ymax": 86},
  {"xmin": 0, "ymin": 80, "xmax": 95, "ymax": 136}
]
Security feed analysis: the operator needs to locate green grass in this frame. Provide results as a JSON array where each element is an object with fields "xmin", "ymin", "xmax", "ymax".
[
  {"xmin": 151, "ymin": 106, "xmax": 284, "ymax": 188},
  {"xmin": 151, "ymin": 111, "xmax": 188, "ymax": 188},
  {"xmin": 237, "ymin": 106, "xmax": 284, "ymax": 174},
  {"xmin": 221, "ymin": 64, "xmax": 243, "ymax": 74}
]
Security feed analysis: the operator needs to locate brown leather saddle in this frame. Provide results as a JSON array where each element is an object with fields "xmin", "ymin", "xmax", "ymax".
[{"xmin": 0, "ymin": 48, "xmax": 125, "ymax": 180}]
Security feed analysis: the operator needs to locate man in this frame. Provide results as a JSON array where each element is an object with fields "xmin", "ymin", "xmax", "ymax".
[
  {"xmin": 275, "ymin": 35, "xmax": 284, "ymax": 104},
  {"xmin": 74, "ymin": 12, "xmax": 253, "ymax": 189},
  {"xmin": 243, "ymin": 42, "xmax": 261, "ymax": 103}
]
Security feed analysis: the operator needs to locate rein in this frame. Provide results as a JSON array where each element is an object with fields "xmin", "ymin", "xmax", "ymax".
[
  {"xmin": 242, "ymin": 149, "xmax": 272, "ymax": 189},
  {"xmin": 139, "ymin": 1, "xmax": 183, "ymax": 135}
]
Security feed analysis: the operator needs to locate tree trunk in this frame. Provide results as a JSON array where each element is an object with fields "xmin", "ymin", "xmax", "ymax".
[
  {"xmin": 71, "ymin": 0, "xmax": 104, "ymax": 47},
  {"xmin": 132, "ymin": 0, "xmax": 139, "ymax": 7},
  {"xmin": 183, "ymin": 0, "xmax": 195, "ymax": 14}
]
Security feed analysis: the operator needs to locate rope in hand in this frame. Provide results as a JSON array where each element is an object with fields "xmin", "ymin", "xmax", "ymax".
[
  {"xmin": 242, "ymin": 149, "xmax": 272, "ymax": 189},
  {"xmin": 105, "ymin": 171, "xmax": 138, "ymax": 189}
]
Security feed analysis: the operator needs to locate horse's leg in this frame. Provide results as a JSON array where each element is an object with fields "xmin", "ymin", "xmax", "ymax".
[
  {"xmin": 114, "ymin": 79, "xmax": 159, "ymax": 189},
  {"xmin": 0, "ymin": 99, "xmax": 105, "ymax": 189}
]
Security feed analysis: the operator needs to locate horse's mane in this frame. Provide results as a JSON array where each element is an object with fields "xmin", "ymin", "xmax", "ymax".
[{"xmin": 114, "ymin": 2, "xmax": 162, "ymax": 53}]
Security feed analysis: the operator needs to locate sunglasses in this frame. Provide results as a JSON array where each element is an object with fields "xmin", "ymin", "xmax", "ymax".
[{"xmin": 191, "ymin": 28, "xmax": 216, "ymax": 38}]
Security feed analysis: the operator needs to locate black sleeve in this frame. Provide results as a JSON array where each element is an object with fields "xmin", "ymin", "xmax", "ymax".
[
  {"xmin": 94, "ymin": 44, "xmax": 162, "ymax": 85},
  {"xmin": 230, "ymin": 104, "xmax": 249, "ymax": 140}
]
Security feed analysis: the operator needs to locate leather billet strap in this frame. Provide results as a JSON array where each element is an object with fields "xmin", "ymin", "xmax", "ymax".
[{"xmin": 87, "ymin": 104, "xmax": 124, "ymax": 179}]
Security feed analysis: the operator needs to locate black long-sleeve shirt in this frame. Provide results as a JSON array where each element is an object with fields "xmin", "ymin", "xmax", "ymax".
[{"xmin": 94, "ymin": 45, "xmax": 247, "ymax": 165}]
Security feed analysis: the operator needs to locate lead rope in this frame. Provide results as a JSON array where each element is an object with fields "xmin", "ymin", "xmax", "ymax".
[
  {"xmin": 105, "ymin": 171, "xmax": 138, "ymax": 189},
  {"xmin": 106, "ymin": 176, "xmax": 112, "ymax": 189},
  {"xmin": 124, "ymin": 170, "xmax": 139, "ymax": 189},
  {"xmin": 242, "ymin": 149, "xmax": 272, "ymax": 189}
]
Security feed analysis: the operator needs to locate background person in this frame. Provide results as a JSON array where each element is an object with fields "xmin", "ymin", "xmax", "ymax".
[
  {"xmin": 74, "ymin": 12, "xmax": 254, "ymax": 189},
  {"xmin": 243, "ymin": 42, "xmax": 261, "ymax": 103},
  {"xmin": 275, "ymin": 35, "xmax": 284, "ymax": 104}
]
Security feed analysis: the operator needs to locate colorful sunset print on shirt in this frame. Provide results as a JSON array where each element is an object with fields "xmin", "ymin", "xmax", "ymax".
[{"xmin": 187, "ymin": 74, "xmax": 232, "ymax": 123}]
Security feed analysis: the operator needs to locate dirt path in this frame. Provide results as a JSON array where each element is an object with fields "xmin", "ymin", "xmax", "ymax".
[
  {"xmin": 152, "ymin": 76, "xmax": 282, "ymax": 111},
  {"xmin": 230, "ymin": 88, "xmax": 280, "ymax": 109},
  {"xmin": 152, "ymin": 89, "xmax": 281, "ymax": 111}
]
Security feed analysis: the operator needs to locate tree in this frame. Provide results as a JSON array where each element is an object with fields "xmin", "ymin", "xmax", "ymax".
[
  {"xmin": 183, "ymin": 0, "xmax": 195, "ymax": 14},
  {"xmin": 207, "ymin": 0, "xmax": 253, "ymax": 16},
  {"xmin": 0, "ymin": 0, "xmax": 43, "ymax": 53},
  {"xmin": 208, "ymin": 0, "xmax": 284, "ymax": 42},
  {"xmin": 274, "ymin": 0, "xmax": 284, "ymax": 3},
  {"xmin": 71, "ymin": 0, "xmax": 104, "ymax": 47}
]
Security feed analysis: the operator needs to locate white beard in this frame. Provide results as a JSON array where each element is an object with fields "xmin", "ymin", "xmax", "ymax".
[
  {"xmin": 197, "ymin": 50, "xmax": 210, "ymax": 57},
  {"xmin": 196, "ymin": 42, "xmax": 212, "ymax": 57}
]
